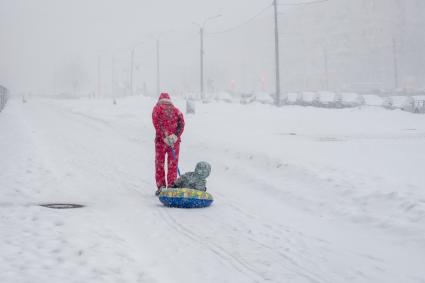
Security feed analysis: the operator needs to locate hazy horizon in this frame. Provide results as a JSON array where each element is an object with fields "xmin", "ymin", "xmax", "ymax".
[{"xmin": 1, "ymin": 0, "xmax": 424, "ymax": 96}]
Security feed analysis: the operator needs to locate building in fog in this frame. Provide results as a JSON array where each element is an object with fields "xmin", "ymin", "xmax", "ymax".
[{"xmin": 278, "ymin": 0, "xmax": 425, "ymax": 92}]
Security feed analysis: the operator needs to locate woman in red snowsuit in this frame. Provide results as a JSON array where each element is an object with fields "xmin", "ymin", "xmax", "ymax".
[{"xmin": 152, "ymin": 93, "xmax": 185, "ymax": 195}]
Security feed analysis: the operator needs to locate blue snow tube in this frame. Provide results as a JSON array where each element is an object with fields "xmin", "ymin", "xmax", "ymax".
[{"xmin": 159, "ymin": 188, "xmax": 214, "ymax": 208}]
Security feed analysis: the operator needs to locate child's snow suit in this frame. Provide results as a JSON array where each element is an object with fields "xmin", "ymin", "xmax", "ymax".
[
  {"xmin": 152, "ymin": 93, "xmax": 185, "ymax": 188},
  {"xmin": 172, "ymin": 162, "xmax": 211, "ymax": 191}
]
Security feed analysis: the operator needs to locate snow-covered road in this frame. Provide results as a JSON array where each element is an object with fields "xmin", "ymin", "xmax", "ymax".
[{"xmin": 1, "ymin": 97, "xmax": 425, "ymax": 283}]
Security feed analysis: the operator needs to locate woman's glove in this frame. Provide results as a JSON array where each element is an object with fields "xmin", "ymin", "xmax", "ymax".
[{"xmin": 164, "ymin": 134, "xmax": 178, "ymax": 146}]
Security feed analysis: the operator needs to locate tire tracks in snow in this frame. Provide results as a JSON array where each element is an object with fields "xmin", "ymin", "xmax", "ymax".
[
  {"xmin": 213, "ymin": 192, "xmax": 325, "ymax": 283},
  {"xmin": 157, "ymin": 207, "xmax": 269, "ymax": 282}
]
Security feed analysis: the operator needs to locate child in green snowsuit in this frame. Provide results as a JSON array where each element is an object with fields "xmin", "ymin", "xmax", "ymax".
[{"xmin": 172, "ymin": 161, "xmax": 211, "ymax": 191}]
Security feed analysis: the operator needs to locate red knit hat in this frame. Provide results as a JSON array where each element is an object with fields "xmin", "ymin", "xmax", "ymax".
[{"xmin": 158, "ymin": 92, "xmax": 170, "ymax": 100}]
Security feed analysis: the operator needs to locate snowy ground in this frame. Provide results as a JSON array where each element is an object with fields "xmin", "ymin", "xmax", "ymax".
[{"xmin": 1, "ymin": 96, "xmax": 425, "ymax": 283}]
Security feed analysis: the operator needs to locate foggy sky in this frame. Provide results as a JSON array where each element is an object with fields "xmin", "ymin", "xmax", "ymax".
[
  {"xmin": 1, "ymin": 0, "xmax": 424, "ymax": 96},
  {"xmin": 0, "ymin": 0, "xmax": 272, "ymax": 94}
]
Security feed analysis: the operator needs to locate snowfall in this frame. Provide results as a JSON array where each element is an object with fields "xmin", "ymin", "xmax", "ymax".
[{"xmin": 1, "ymin": 95, "xmax": 424, "ymax": 283}]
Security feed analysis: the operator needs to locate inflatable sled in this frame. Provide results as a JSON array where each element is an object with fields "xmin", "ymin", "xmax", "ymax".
[{"xmin": 159, "ymin": 188, "xmax": 213, "ymax": 208}]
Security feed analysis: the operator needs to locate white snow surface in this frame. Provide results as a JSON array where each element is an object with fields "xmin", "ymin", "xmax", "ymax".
[{"xmin": 1, "ymin": 96, "xmax": 425, "ymax": 283}]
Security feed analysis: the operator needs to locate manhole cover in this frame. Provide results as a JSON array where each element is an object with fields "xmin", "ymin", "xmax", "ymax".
[{"xmin": 39, "ymin": 203, "xmax": 85, "ymax": 209}]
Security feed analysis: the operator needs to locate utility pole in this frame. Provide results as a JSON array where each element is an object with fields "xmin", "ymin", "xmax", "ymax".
[
  {"xmin": 324, "ymin": 47, "xmax": 329, "ymax": 90},
  {"xmin": 153, "ymin": 30, "xmax": 174, "ymax": 95},
  {"xmin": 273, "ymin": 0, "xmax": 281, "ymax": 105},
  {"xmin": 200, "ymin": 27, "xmax": 204, "ymax": 101},
  {"xmin": 97, "ymin": 55, "xmax": 101, "ymax": 98},
  {"xmin": 156, "ymin": 39, "xmax": 160, "ymax": 95},
  {"xmin": 111, "ymin": 56, "xmax": 115, "ymax": 96},
  {"xmin": 194, "ymin": 15, "xmax": 221, "ymax": 102},
  {"xmin": 53, "ymin": 61, "xmax": 57, "ymax": 96},
  {"xmin": 129, "ymin": 42, "xmax": 144, "ymax": 96},
  {"xmin": 129, "ymin": 48, "xmax": 135, "ymax": 96},
  {"xmin": 392, "ymin": 37, "xmax": 399, "ymax": 90}
]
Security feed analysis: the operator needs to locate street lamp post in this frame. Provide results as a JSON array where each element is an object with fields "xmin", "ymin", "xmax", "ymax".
[
  {"xmin": 111, "ymin": 55, "xmax": 116, "ymax": 102},
  {"xmin": 153, "ymin": 30, "xmax": 174, "ymax": 96},
  {"xmin": 129, "ymin": 48, "xmax": 135, "ymax": 95},
  {"xmin": 392, "ymin": 37, "xmax": 399, "ymax": 90},
  {"xmin": 200, "ymin": 26, "xmax": 204, "ymax": 100},
  {"xmin": 129, "ymin": 31, "xmax": 174, "ymax": 97},
  {"xmin": 97, "ymin": 54, "xmax": 101, "ymax": 98},
  {"xmin": 156, "ymin": 39, "xmax": 160, "ymax": 95},
  {"xmin": 129, "ymin": 41, "xmax": 144, "ymax": 96},
  {"xmin": 194, "ymin": 14, "xmax": 221, "ymax": 101},
  {"xmin": 273, "ymin": 0, "xmax": 281, "ymax": 105}
]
